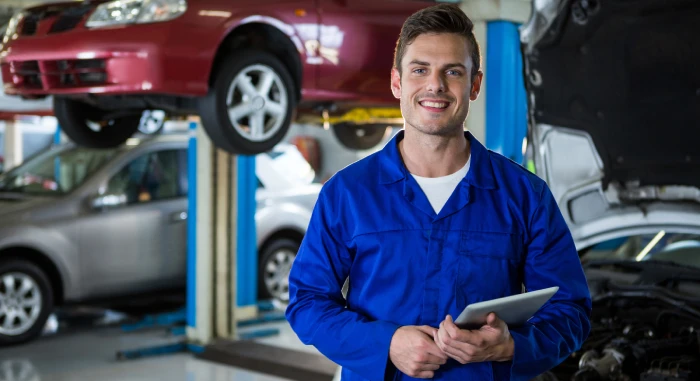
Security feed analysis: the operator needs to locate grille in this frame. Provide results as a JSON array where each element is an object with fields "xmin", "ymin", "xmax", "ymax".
[
  {"xmin": 8, "ymin": 59, "xmax": 108, "ymax": 90},
  {"xmin": 9, "ymin": 61, "xmax": 42, "ymax": 89}
]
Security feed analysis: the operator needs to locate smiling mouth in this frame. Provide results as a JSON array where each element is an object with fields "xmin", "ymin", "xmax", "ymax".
[{"xmin": 419, "ymin": 100, "xmax": 450, "ymax": 109}]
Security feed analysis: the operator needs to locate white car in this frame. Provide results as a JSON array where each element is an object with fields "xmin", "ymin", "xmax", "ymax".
[{"xmin": 255, "ymin": 143, "xmax": 322, "ymax": 302}]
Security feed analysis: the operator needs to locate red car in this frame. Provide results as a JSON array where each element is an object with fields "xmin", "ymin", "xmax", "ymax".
[{"xmin": 0, "ymin": 0, "xmax": 435, "ymax": 154}]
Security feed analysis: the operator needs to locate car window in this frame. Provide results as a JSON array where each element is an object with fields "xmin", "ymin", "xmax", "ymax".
[
  {"xmin": 0, "ymin": 146, "xmax": 119, "ymax": 194},
  {"xmin": 581, "ymin": 232, "xmax": 700, "ymax": 268},
  {"xmin": 106, "ymin": 149, "xmax": 185, "ymax": 205}
]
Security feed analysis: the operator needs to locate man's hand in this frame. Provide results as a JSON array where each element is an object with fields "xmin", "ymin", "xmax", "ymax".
[
  {"xmin": 434, "ymin": 313, "xmax": 514, "ymax": 364},
  {"xmin": 389, "ymin": 326, "xmax": 448, "ymax": 379}
]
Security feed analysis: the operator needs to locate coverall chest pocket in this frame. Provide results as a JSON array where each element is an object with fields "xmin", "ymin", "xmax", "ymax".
[{"xmin": 454, "ymin": 231, "xmax": 524, "ymax": 304}]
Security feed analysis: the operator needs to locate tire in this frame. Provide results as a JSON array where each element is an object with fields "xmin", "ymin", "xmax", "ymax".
[
  {"xmin": 258, "ymin": 238, "xmax": 299, "ymax": 303},
  {"xmin": 198, "ymin": 50, "xmax": 296, "ymax": 155},
  {"xmin": 0, "ymin": 260, "xmax": 53, "ymax": 346},
  {"xmin": 53, "ymin": 97, "xmax": 142, "ymax": 149},
  {"xmin": 332, "ymin": 123, "xmax": 390, "ymax": 150}
]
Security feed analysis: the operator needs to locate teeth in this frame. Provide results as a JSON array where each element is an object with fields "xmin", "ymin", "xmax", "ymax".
[{"xmin": 421, "ymin": 101, "xmax": 448, "ymax": 108}]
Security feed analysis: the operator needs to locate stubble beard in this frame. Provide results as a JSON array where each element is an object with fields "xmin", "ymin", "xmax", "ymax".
[{"xmin": 401, "ymin": 97, "xmax": 469, "ymax": 138}]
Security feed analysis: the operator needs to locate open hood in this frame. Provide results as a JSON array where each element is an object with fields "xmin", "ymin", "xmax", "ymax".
[{"xmin": 520, "ymin": 0, "xmax": 700, "ymax": 246}]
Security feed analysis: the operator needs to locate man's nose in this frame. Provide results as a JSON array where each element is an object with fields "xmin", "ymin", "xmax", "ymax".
[{"xmin": 426, "ymin": 72, "xmax": 446, "ymax": 93}]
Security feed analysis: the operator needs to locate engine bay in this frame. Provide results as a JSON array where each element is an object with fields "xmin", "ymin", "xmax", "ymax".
[{"xmin": 542, "ymin": 260, "xmax": 700, "ymax": 381}]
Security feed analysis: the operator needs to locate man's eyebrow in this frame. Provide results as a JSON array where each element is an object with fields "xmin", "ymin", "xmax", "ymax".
[
  {"xmin": 443, "ymin": 63, "xmax": 467, "ymax": 70},
  {"xmin": 408, "ymin": 59, "xmax": 430, "ymax": 66},
  {"xmin": 407, "ymin": 60, "xmax": 467, "ymax": 70}
]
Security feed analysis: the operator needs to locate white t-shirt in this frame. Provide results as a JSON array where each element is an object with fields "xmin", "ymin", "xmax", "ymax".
[{"xmin": 411, "ymin": 158, "xmax": 470, "ymax": 214}]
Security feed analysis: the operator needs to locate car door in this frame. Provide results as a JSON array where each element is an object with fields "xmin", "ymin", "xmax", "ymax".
[
  {"xmin": 76, "ymin": 146, "xmax": 188, "ymax": 298},
  {"xmin": 316, "ymin": 0, "xmax": 431, "ymax": 99}
]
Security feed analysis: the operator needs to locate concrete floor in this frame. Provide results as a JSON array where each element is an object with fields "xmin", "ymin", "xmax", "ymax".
[{"xmin": 0, "ymin": 322, "xmax": 308, "ymax": 381}]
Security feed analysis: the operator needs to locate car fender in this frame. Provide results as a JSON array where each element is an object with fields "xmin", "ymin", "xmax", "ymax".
[
  {"xmin": 224, "ymin": 13, "xmax": 306, "ymax": 55},
  {"xmin": 0, "ymin": 225, "xmax": 79, "ymax": 301},
  {"xmin": 255, "ymin": 201, "xmax": 312, "ymax": 249},
  {"xmin": 206, "ymin": 11, "xmax": 311, "ymax": 88}
]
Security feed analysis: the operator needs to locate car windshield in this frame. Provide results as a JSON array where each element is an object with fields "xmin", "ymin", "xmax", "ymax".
[
  {"xmin": 0, "ymin": 145, "xmax": 120, "ymax": 195},
  {"xmin": 581, "ymin": 232, "xmax": 700, "ymax": 269}
]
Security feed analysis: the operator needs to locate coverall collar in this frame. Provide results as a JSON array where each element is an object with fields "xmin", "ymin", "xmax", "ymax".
[{"xmin": 378, "ymin": 129, "xmax": 497, "ymax": 190}]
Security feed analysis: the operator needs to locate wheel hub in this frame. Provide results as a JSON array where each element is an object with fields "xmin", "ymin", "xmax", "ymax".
[{"xmin": 252, "ymin": 96, "xmax": 265, "ymax": 111}]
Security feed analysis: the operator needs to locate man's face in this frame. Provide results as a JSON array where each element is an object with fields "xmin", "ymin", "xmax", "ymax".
[{"xmin": 391, "ymin": 33, "xmax": 483, "ymax": 137}]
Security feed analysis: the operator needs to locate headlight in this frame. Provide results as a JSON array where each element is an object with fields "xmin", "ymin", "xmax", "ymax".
[
  {"xmin": 86, "ymin": 0, "xmax": 187, "ymax": 28},
  {"xmin": 2, "ymin": 11, "xmax": 26, "ymax": 46}
]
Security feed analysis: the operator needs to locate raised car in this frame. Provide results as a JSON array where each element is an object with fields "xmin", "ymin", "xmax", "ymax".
[{"xmin": 0, "ymin": 0, "xmax": 437, "ymax": 154}]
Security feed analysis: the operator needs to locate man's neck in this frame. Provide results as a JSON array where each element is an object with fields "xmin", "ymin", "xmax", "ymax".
[{"xmin": 399, "ymin": 127, "xmax": 471, "ymax": 178}]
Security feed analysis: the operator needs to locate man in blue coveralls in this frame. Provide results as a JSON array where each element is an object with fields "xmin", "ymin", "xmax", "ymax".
[{"xmin": 286, "ymin": 4, "xmax": 591, "ymax": 380}]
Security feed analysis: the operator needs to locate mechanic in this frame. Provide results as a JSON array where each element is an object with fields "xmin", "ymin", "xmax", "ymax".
[{"xmin": 285, "ymin": 4, "xmax": 592, "ymax": 381}]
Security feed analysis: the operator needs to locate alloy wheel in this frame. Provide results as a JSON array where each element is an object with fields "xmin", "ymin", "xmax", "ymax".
[
  {"xmin": 0, "ymin": 273, "xmax": 42, "ymax": 337},
  {"xmin": 225, "ymin": 64, "xmax": 288, "ymax": 143}
]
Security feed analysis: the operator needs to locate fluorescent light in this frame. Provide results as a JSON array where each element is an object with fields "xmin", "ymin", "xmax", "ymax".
[{"xmin": 636, "ymin": 230, "xmax": 666, "ymax": 261}]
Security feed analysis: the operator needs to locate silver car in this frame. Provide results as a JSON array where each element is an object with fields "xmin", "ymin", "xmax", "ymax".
[
  {"xmin": 0, "ymin": 134, "xmax": 320, "ymax": 345},
  {"xmin": 521, "ymin": 1, "xmax": 700, "ymax": 379}
]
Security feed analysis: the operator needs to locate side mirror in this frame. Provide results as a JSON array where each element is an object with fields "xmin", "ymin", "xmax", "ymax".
[{"xmin": 89, "ymin": 193, "xmax": 128, "ymax": 210}]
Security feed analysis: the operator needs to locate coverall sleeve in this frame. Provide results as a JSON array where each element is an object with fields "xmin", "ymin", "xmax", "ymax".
[
  {"xmin": 508, "ymin": 183, "xmax": 593, "ymax": 380},
  {"xmin": 285, "ymin": 183, "xmax": 401, "ymax": 381}
]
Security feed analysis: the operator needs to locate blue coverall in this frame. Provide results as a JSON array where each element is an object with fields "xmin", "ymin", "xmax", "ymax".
[{"xmin": 286, "ymin": 130, "xmax": 592, "ymax": 381}]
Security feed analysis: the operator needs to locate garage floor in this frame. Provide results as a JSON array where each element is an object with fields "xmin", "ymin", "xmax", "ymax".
[{"xmin": 0, "ymin": 318, "xmax": 310, "ymax": 381}]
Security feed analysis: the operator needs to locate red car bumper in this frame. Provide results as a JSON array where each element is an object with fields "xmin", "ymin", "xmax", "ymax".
[{"xmin": 1, "ymin": 22, "xmax": 213, "ymax": 97}]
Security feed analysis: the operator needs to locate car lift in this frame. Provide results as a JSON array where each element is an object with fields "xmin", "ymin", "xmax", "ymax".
[{"xmin": 115, "ymin": 121, "xmax": 286, "ymax": 360}]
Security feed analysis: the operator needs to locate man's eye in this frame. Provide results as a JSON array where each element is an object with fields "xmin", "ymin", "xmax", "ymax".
[
  {"xmin": 447, "ymin": 70, "xmax": 461, "ymax": 76},
  {"xmin": 413, "ymin": 68, "xmax": 426, "ymax": 74}
]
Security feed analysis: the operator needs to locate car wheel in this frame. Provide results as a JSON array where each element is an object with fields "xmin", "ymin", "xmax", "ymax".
[
  {"xmin": 258, "ymin": 238, "xmax": 299, "ymax": 303},
  {"xmin": 0, "ymin": 260, "xmax": 53, "ymax": 346},
  {"xmin": 199, "ymin": 50, "xmax": 296, "ymax": 155},
  {"xmin": 332, "ymin": 123, "xmax": 390, "ymax": 150},
  {"xmin": 53, "ymin": 97, "xmax": 142, "ymax": 149}
]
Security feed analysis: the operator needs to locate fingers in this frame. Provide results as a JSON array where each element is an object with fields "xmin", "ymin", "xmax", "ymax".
[
  {"xmin": 414, "ymin": 326, "xmax": 448, "ymax": 360},
  {"xmin": 442, "ymin": 316, "xmax": 481, "ymax": 346},
  {"xmin": 405, "ymin": 363, "xmax": 439, "ymax": 379},
  {"xmin": 443, "ymin": 315, "xmax": 462, "ymax": 337},
  {"xmin": 415, "ymin": 334, "xmax": 448, "ymax": 364},
  {"xmin": 425, "ymin": 339, "xmax": 449, "ymax": 360},
  {"xmin": 486, "ymin": 312, "xmax": 505, "ymax": 329},
  {"xmin": 434, "ymin": 325, "xmax": 475, "ymax": 364},
  {"xmin": 415, "ymin": 325, "xmax": 438, "ymax": 337},
  {"xmin": 419, "ymin": 353, "xmax": 448, "ymax": 365}
]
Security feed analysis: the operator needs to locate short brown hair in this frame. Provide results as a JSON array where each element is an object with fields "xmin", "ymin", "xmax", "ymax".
[{"xmin": 393, "ymin": 4, "xmax": 481, "ymax": 79}]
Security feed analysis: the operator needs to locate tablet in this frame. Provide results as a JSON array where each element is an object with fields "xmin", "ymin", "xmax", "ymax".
[{"xmin": 454, "ymin": 286, "xmax": 559, "ymax": 328}]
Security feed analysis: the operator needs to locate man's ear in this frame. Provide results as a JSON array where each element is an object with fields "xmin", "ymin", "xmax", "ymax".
[
  {"xmin": 470, "ymin": 70, "xmax": 484, "ymax": 101},
  {"xmin": 391, "ymin": 67, "xmax": 402, "ymax": 99}
]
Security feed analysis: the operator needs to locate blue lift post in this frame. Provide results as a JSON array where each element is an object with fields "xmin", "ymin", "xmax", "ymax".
[
  {"xmin": 485, "ymin": 21, "xmax": 528, "ymax": 165},
  {"xmin": 53, "ymin": 125, "xmax": 61, "ymax": 182},
  {"xmin": 234, "ymin": 154, "xmax": 284, "ymax": 336},
  {"xmin": 116, "ymin": 122, "xmax": 201, "ymax": 360},
  {"xmin": 237, "ymin": 154, "xmax": 258, "ymax": 309},
  {"xmin": 116, "ymin": 122, "xmax": 280, "ymax": 360}
]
